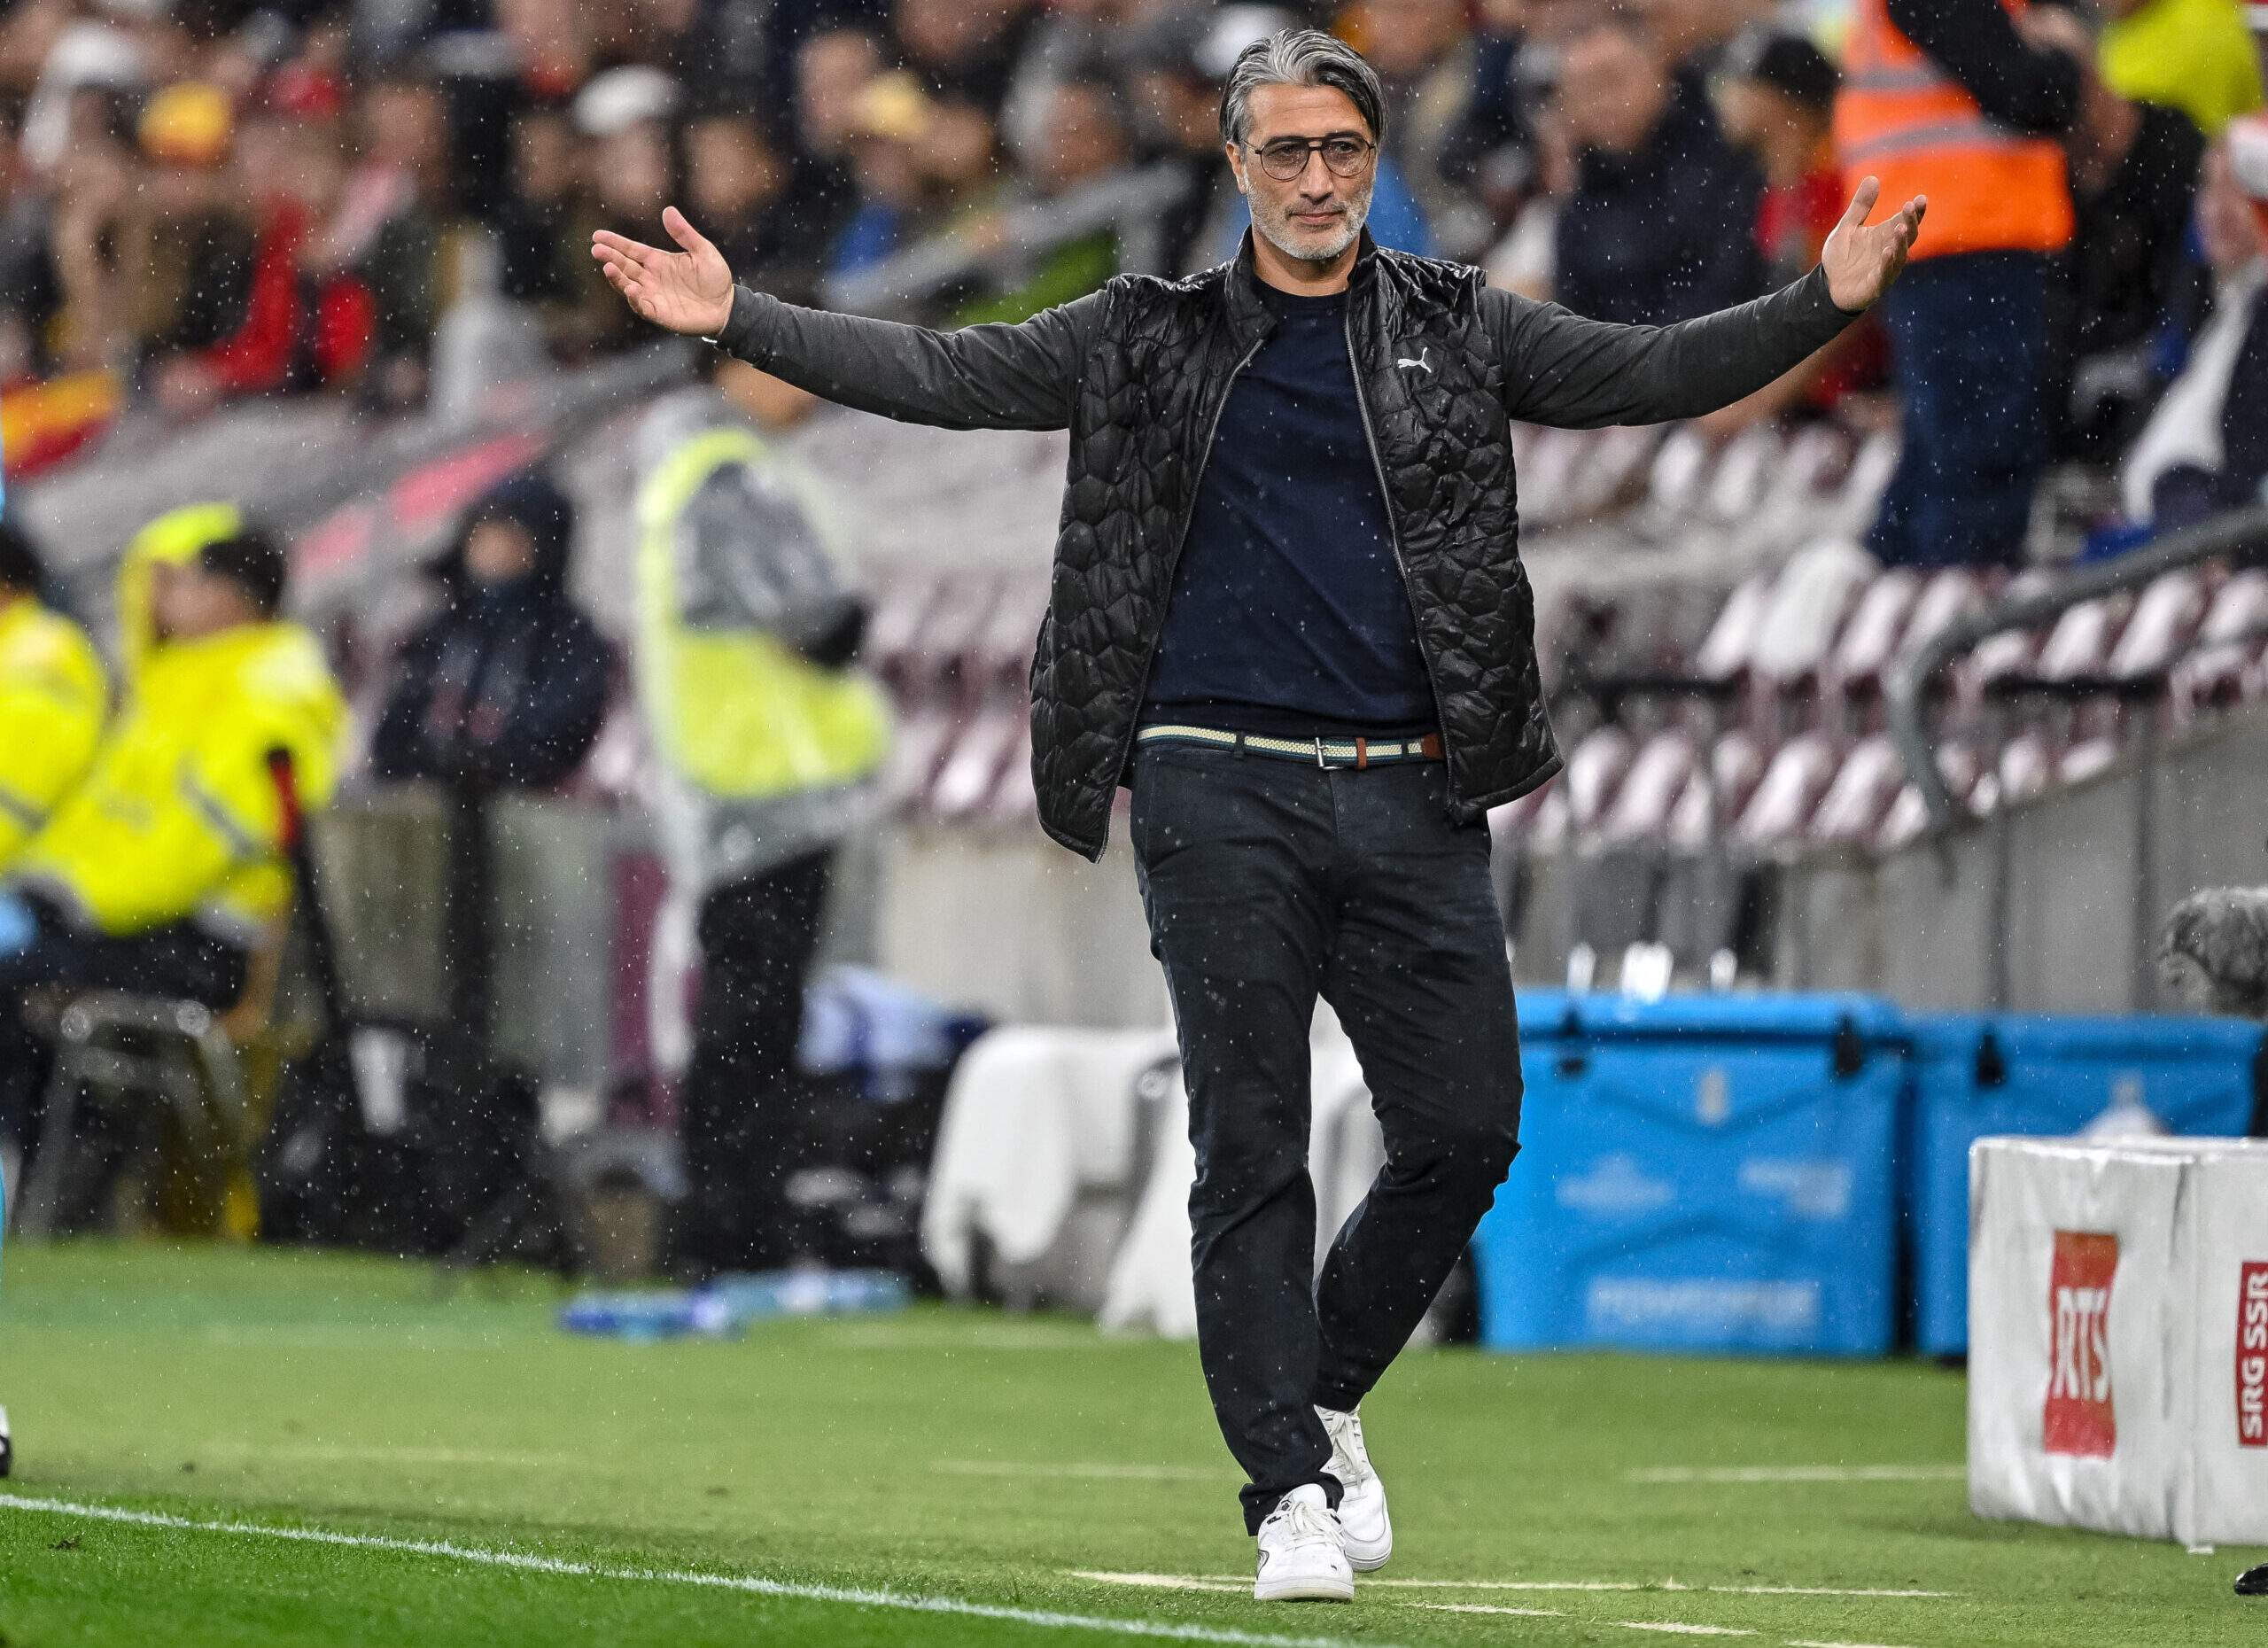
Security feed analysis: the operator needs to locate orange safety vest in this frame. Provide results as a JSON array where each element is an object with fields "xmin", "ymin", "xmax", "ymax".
[{"xmin": 1833, "ymin": 0, "xmax": 2073, "ymax": 260}]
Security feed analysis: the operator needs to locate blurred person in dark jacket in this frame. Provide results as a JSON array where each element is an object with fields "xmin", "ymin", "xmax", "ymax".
[
  {"xmin": 2023, "ymin": 4, "xmax": 2204, "ymax": 462},
  {"xmin": 1836, "ymin": 0, "xmax": 2084, "ymax": 566},
  {"xmin": 1552, "ymin": 19, "xmax": 1762, "ymax": 327},
  {"xmin": 371, "ymin": 471, "xmax": 613, "ymax": 793}
]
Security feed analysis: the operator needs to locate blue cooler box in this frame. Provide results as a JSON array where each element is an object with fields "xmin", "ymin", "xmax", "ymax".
[
  {"xmin": 1476, "ymin": 991, "xmax": 1905, "ymax": 1356},
  {"xmin": 1910, "ymin": 1013, "xmax": 2262, "ymax": 1356}
]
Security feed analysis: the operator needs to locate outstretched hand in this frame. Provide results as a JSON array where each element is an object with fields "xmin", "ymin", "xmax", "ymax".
[
  {"xmin": 1821, "ymin": 177, "xmax": 1926, "ymax": 313},
  {"xmin": 591, "ymin": 206, "xmax": 735, "ymax": 337}
]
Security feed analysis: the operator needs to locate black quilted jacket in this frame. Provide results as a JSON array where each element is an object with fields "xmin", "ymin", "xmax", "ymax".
[{"xmin": 718, "ymin": 234, "xmax": 1856, "ymax": 859}]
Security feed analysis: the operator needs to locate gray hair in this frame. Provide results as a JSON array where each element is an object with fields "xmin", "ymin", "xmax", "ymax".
[{"xmin": 1217, "ymin": 28, "xmax": 1386, "ymax": 150}]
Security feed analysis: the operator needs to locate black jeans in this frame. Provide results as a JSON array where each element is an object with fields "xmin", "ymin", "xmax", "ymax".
[
  {"xmin": 674, "ymin": 849, "xmax": 834, "ymax": 1277},
  {"xmin": 1130, "ymin": 745, "xmax": 1524, "ymax": 1532}
]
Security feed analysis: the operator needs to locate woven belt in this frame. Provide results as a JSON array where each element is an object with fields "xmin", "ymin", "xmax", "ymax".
[{"xmin": 1135, "ymin": 724, "xmax": 1444, "ymax": 769}]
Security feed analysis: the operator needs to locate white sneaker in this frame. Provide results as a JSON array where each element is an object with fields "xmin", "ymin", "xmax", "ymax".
[
  {"xmin": 1317, "ymin": 1405, "xmax": 1392, "ymax": 1570},
  {"xmin": 1254, "ymin": 1483, "xmax": 1354, "ymax": 1602}
]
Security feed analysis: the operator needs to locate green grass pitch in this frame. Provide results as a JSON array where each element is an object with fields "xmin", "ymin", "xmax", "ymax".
[{"xmin": 0, "ymin": 1242, "xmax": 2259, "ymax": 1646}]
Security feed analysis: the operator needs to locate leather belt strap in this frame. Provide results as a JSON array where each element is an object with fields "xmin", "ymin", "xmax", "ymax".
[{"xmin": 1135, "ymin": 724, "xmax": 1444, "ymax": 768}]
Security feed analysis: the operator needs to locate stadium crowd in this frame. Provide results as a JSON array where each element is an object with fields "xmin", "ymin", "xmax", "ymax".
[{"xmin": 0, "ymin": 0, "xmax": 2254, "ymax": 526}]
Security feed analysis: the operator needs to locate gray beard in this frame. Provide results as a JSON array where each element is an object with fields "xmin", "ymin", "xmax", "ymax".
[{"xmin": 1250, "ymin": 180, "xmax": 1374, "ymax": 268}]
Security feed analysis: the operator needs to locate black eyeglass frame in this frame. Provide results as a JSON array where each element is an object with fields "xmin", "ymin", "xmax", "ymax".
[{"xmin": 1243, "ymin": 134, "xmax": 1378, "ymax": 182}]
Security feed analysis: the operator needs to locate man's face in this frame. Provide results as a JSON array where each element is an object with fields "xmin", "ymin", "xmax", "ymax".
[
  {"xmin": 464, "ymin": 518, "xmax": 540, "ymax": 587},
  {"xmin": 1556, "ymin": 27, "xmax": 1671, "ymax": 157},
  {"xmin": 1037, "ymin": 83, "xmax": 1125, "ymax": 194},
  {"xmin": 153, "ymin": 563, "xmax": 259, "ymax": 641},
  {"xmin": 1226, "ymin": 83, "xmax": 1376, "ymax": 267}
]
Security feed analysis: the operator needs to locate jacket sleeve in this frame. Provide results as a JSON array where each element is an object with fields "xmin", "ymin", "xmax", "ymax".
[
  {"xmin": 714, "ymin": 284, "xmax": 1103, "ymax": 431},
  {"xmin": 1490, "ymin": 265, "xmax": 1860, "ymax": 429},
  {"xmin": 1884, "ymin": 0, "xmax": 2081, "ymax": 135},
  {"xmin": 369, "ymin": 634, "xmax": 445, "ymax": 781}
]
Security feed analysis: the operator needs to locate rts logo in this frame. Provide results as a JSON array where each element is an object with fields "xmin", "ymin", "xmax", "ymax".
[
  {"xmin": 2240, "ymin": 1263, "xmax": 2268, "ymax": 1449},
  {"xmin": 2044, "ymin": 1231, "xmax": 2118, "ymax": 1458}
]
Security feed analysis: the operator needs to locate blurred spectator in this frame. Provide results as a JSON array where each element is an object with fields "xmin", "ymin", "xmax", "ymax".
[
  {"xmin": 2026, "ymin": 6, "xmax": 2205, "ymax": 462},
  {"xmin": 633, "ymin": 365, "xmax": 890, "ymax": 1279},
  {"xmin": 1630, "ymin": 0, "xmax": 1779, "ymax": 81},
  {"xmin": 684, "ymin": 110, "xmax": 816, "ymax": 305},
  {"xmin": 1837, "ymin": 0, "xmax": 2084, "ymax": 567},
  {"xmin": 0, "ymin": 517, "xmax": 105, "ymax": 874},
  {"xmin": 2097, "ymin": 0, "xmax": 2264, "ymax": 139},
  {"xmin": 370, "ymin": 471, "xmax": 613, "ymax": 792},
  {"xmin": 1439, "ymin": 0, "xmax": 1551, "ymax": 249},
  {"xmin": 1124, "ymin": 8, "xmax": 1243, "ymax": 276},
  {"xmin": 322, "ymin": 74, "xmax": 458, "ymax": 409},
  {"xmin": 493, "ymin": 98, "xmax": 585, "ymax": 310},
  {"xmin": 827, "ymin": 70, "xmax": 942, "ymax": 277},
  {"xmin": 1552, "ymin": 19, "xmax": 1762, "ymax": 328},
  {"xmin": 891, "ymin": 0, "xmax": 1036, "ymax": 111},
  {"xmin": 955, "ymin": 74, "xmax": 1128, "ymax": 323},
  {"xmin": 1700, "ymin": 34, "xmax": 1886, "ymax": 438},
  {"xmin": 781, "ymin": 26, "xmax": 883, "ymax": 279},
  {"xmin": 1349, "ymin": 0, "xmax": 1486, "ymax": 254},
  {"xmin": 0, "ymin": 527, "xmax": 346, "ymax": 1146},
  {"xmin": 569, "ymin": 65, "xmax": 680, "ymax": 356},
  {"xmin": 1000, "ymin": 0, "xmax": 1124, "ymax": 169},
  {"xmin": 1721, "ymin": 36, "xmax": 1842, "ymax": 291},
  {"xmin": 2123, "ymin": 120, "xmax": 2268, "ymax": 529},
  {"xmin": 149, "ymin": 100, "xmax": 376, "ymax": 418}
]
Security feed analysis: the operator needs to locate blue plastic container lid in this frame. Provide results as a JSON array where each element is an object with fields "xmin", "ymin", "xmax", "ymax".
[{"xmin": 1518, "ymin": 991, "xmax": 1903, "ymax": 1045}]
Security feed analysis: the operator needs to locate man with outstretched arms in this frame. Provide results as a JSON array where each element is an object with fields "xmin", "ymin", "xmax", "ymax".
[{"xmin": 596, "ymin": 27, "xmax": 1922, "ymax": 1604}]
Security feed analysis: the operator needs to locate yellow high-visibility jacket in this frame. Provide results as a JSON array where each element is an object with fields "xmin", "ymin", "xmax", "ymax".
[
  {"xmin": 636, "ymin": 418, "xmax": 889, "ymax": 812},
  {"xmin": 11, "ymin": 620, "xmax": 347, "ymax": 944},
  {"xmin": 0, "ymin": 594, "xmax": 108, "ymax": 869},
  {"xmin": 115, "ymin": 501, "xmax": 242, "ymax": 688}
]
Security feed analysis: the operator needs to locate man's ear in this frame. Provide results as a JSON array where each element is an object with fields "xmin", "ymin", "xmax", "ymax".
[{"xmin": 1224, "ymin": 140, "xmax": 1247, "ymax": 196}]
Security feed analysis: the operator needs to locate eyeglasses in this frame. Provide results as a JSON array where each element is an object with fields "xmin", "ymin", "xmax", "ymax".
[{"xmin": 1247, "ymin": 136, "xmax": 1376, "ymax": 182}]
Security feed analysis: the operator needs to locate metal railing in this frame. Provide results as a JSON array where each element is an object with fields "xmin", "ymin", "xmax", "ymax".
[
  {"xmin": 1882, "ymin": 502, "xmax": 2268, "ymax": 1009},
  {"xmin": 1885, "ymin": 504, "xmax": 2268, "ymax": 828}
]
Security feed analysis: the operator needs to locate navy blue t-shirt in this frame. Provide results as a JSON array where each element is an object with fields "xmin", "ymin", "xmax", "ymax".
[{"xmin": 1139, "ymin": 285, "xmax": 1434, "ymax": 737}]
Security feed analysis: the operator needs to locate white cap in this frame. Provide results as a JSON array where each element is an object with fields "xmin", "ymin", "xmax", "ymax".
[
  {"xmin": 572, "ymin": 65, "xmax": 679, "ymax": 137},
  {"xmin": 2230, "ymin": 111, "xmax": 2268, "ymax": 203}
]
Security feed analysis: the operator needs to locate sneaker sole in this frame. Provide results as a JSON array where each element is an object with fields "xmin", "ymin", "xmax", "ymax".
[
  {"xmin": 1344, "ymin": 1535, "xmax": 1391, "ymax": 1573},
  {"xmin": 1254, "ymin": 1574, "xmax": 1355, "ymax": 1603}
]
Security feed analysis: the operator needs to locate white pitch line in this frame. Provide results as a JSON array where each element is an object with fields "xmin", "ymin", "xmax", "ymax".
[
  {"xmin": 1406, "ymin": 1604, "xmax": 1565, "ymax": 1619},
  {"xmin": 1620, "ymin": 1628, "xmax": 1756, "ymax": 1637},
  {"xmin": 0, "ymin": 1493, "xmax": 1388, "ymax": 1648},
  {"xmin": 1627, "ymin": 1465, "xmax": 1963, "ymax": 1485},
  {"xmin": 1070, "ymin": 1573, "xmax": 1250, "ymax": 1594},
  {"xmin": 1086, "ymin": 1575, "xmax": 1951, "ymax": 1599},
  {"xmin": 944, "ymin": 1462, "xmax": 1238, "ymax": 1481},
  {"xmin": 1785, "ymin": 1641, "xmax": 1920, "ymax": 1648}
]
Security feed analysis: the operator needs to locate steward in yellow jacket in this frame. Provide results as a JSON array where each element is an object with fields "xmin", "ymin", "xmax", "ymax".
[
  {"xmin": 0, "ymin": 529, "xmax": 346, "ymax": 1061},
  {"xmin": 114, "ymin": 501, "xmax": 243, "ymax": 691},
  {"xmin": 0, "ymin": 520, "xmax": 106, "ymax": 871},
  {"xmin": 633, "ymin": 377, "xmax": 889, "ymax": 1276}
]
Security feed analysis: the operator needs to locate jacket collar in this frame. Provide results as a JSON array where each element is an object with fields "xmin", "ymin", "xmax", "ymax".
[{"xmin": 1223, "ymin": 228, "xmax": 1382, "ymax": 346}]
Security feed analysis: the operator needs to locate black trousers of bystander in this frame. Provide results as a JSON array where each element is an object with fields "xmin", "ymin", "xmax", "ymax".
[
  {"xmin": 673, "ymin": 849, "xmax": 834, "ymax": 1279},
  {"xmin": 1129, "ymin": 744, "xmax": 1524, "ymax": 1534}
]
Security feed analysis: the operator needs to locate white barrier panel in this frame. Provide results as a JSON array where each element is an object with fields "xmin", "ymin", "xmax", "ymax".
[{"xmin": 1969, "ymin": 1137, "xmax": 2268, "ymax": 1547}]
